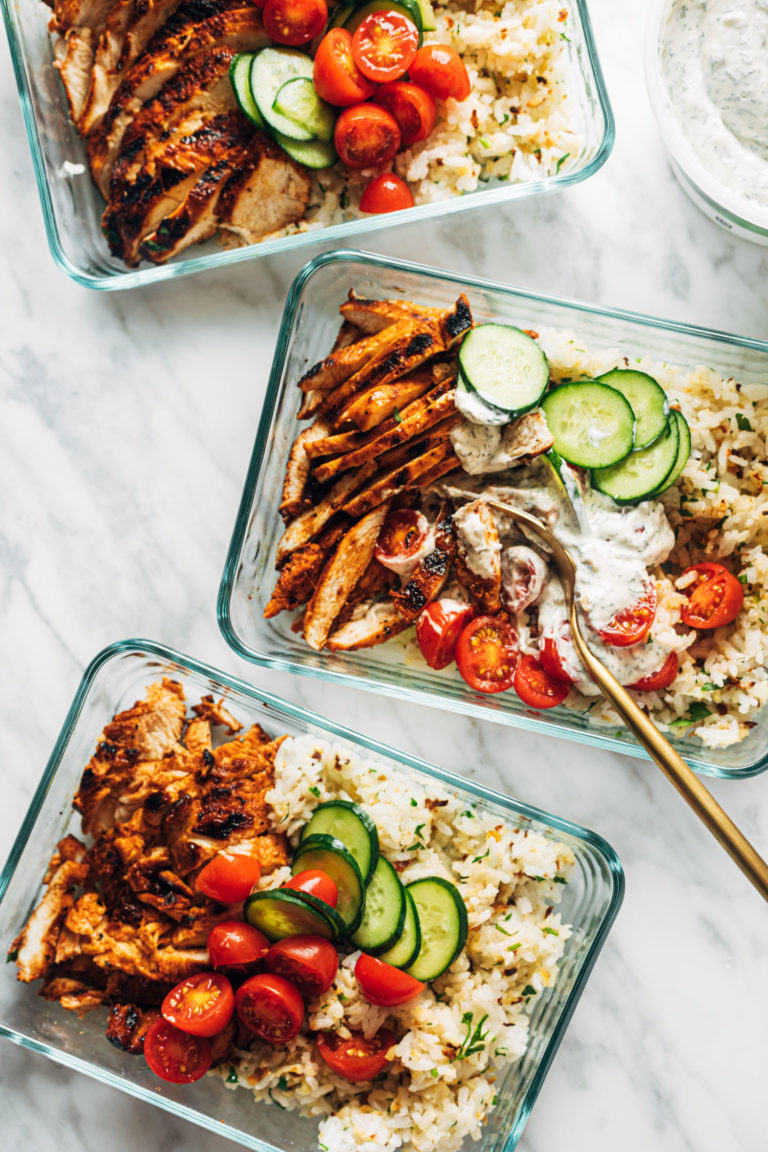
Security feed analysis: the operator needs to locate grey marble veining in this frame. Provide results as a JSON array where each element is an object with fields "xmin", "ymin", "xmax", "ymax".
[{"xmin": 1, "ymin": 1, "xmax": 767, "ymax": 1150}]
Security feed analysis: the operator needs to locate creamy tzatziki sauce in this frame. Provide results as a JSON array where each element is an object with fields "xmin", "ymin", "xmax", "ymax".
[
  {"xmin": 659, "ymin": 0, "xmax": 768, "ymax": 206},
  {"xmin": 453, "ymin": 504, "xmax": 501, "ymax": 578}
]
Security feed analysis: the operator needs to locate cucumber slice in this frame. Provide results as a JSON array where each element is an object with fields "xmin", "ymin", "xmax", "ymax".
[
  {"xmin": 416, "ymin": 0, "xmax": 436, "ymax": 30},
  {"xmin": 455, "ymin": 372, "xmax": 509, "ymax": 426},
  {"xmin": 595, "ymin": 369, "xmax": 670, "ymax": 450},
  {"xmin": 300, "ymin": 800, "xmax": 379, "ymax": 884},
  {"xmin": 541, "ymin": 381, "xmax": 636, "ymax": 469},
  {"xmin": 250, "ymin": 48, "xmax": 315, "ymax": 141},
  {"xmin": 378, "ymin": 888, "xmax": 421, "ymax": 969},
  {"xmin": 293, "ymin": 833, "xmax": 365, "ymax": 935},
  {"xmin": 458, "ymin": 324, "xmax": 549, "ymax": 416},
  {"xmin": 350, "ymin": 856, "xmax": 406, "ymax": 954},
  {"xmin": 273, "ymin": 132, "xmax": 338, "ymax": 169},
  {"xmin": 273, "ymin": 77, "xmax": 336, "ymax": 143},
  {"xmin": 344, "ymin": 0, "xmax": 423, "ymax": 43},
  {"xmin": 404, "ymin": 877, "xmax": 468, "ymax": 981},
  {"xmin": 244, "ymin": 888, "xmax": 345, "ymax": 941},
  {"xmin": 230, "ymin": 53, "xmax": 265, "ymax": 127},
  {"xmin": 592, "ymin": 412, "xmax": 680, "ymax": 505},
  {"xmin": 648, "ymin": 408, "xmax": 691, "ymax": 496}
]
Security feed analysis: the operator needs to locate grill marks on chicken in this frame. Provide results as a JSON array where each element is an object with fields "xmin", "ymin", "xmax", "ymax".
[
  {"xmin": 267, "ymin": 293, "xmax": 474, "ymax": 650},
  {"xmin": 48, "ymin": 0, "xmax": 308, "ymax": 265},
  {"xmin": 12, "ymin": 680, "xmax": 287, "ymax": 1059}
]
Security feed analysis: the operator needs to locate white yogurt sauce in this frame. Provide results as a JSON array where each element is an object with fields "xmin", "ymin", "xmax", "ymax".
[
  {"xmin": 660, "ymin": 0, "xmax": 768, "ymax": 206},
  {"xmin": 452, "ymin": 504, "xmax": 501, "ymax": 579}
]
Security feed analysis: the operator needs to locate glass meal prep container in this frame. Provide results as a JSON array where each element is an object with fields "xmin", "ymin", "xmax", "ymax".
[
  {"xmin": 218, "ymin": 249, "xmax": 768, "ymax": 781},
  {"xmin": 0, "ymin": 639, "xmax": 623, "ymax": 1152},
  {"xmin": 1, "ymin": 0, "xmax": 612, "ymax": 290}
]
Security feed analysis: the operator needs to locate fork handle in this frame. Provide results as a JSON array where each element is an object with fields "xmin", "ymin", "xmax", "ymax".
[{"xmin": 570, "ymin": 616, "xmax": 768, "ymax": 902}]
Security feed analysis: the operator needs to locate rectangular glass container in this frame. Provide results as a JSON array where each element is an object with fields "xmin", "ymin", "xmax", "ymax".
[
  {"xmin": 1, "ymin": 0, "xmax": 612, "ymax": 289},
  {"xmin": 0, "ymin": 639, "xmax": 623, "ymax": 1152},
  {"xmin": 218, "ymin": 249, "xmax": 768, "ymax": 779}
]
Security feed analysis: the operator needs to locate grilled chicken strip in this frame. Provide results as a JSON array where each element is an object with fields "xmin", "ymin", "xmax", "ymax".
[
  {"xmin": 338, "ymin": 361, "xmax": 456, "ymax": 431},
  {"xmin": 327, "ymin": 601, "xmax": 410, "ymax": 650},
  {"xmin": 264, "ymin": 521, "xmax": 348, "ymax": 618},
  {"xmin": 391, "ymin": 502, "xmax": 456, "ymax": 621},
  {"xmin": 338, "ymin": 292, "xmax": 450, "ymax": 334},
  {"xmin": 52, "ymin": 0, "xmax": 117, "ymax": 123},
  {"xmin": 452, "ymin": 500, "xmax": 503, "ymax": 613}
]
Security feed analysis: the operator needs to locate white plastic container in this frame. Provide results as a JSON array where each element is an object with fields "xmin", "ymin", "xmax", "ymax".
[{"xmin": 645, "ymin": 0, "xmax": 768, "ymax": 246}]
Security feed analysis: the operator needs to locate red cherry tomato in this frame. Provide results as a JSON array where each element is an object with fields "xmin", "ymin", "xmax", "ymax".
[
  {"xmin": 316, "ymin": 1027, "xmax": 396, "ymax": 1081},
  {"xmin": 334, "ymin": 102, "xmax": 401, "ymax": 169},
  {"xmin": 284, "ymin": 869, "xmax": 338, "ymax": 907},
  {"xmin": 416, "ymin": 599, "xmax": 475, "ymax": 670},
  {"xmin": 265, "ymin": 935, "xmax": 339, "ymax": 998},
  {"xmin": 375, "ymin": 509, "xmax": 428, "ymax": 566},
  {"xmin": 354, "ymin": 953, "xmax": 425, "ymax": 1006},
  {"xmin": 629, "ymin": 651, "xmax": 680, "ymax": 692},
  {"xmin": 262, "ymin": 0, "xmax": 327, "ymax": 45},
  {"xmin": 360, "ymin": 172, "xmax": 415, "ymax": 212},
  {"xmin": 539, "ymin": 635, "xmax": 573, "ymax": 683},
  {"xmin": 598, "ymin": 584, "xmax": 657, "ymax": 648},
  {"xmin": 455, "ymin": 615, "xmax": 519, "ymax": 693},
  {"xmin": 207, "ymin": 921, "xmax": 270, "ymax": 969},
  {"xmin": 513, "ymin": 654, "xmax": 570, "ymax": 710},
  {"xmin": 409, "ymin": 44, "xmax": 470, "ymax": 101},
  {"xmin": 351, "ymin": 11, "xmax": 419, "ymax": 83},
  {"xmin": 144, "ymin": 1018, "xmax": 212, "ymax": 1084},
  {"xmin": 679, "ymin": 562, "xmax": 744, "ymax": 629},
  {"xmin": 161, "ymin": 972, "xmax": 234, "ymax": 1038},
  {"xmin": 234, "ymin": 973, "xmax": 304, "ymax": 1045},
  {"xmin": 196, "ymin": 850, "xmax": 262, "ymax": 904},
  {"xmin": 313, "ymin": 28, "xmax": 376, "ymax": 106},
  {"xmin": 373, "ymin": 80, "xmax": 436, "ymax": 147}
]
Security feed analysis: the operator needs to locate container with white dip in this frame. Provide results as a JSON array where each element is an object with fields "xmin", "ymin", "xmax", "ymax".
[{"xmin": 646, "ymin": 0, "xmax": 768, "ymax": 244}]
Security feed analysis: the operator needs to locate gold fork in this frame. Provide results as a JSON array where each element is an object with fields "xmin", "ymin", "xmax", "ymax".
[{"xmin": 486, "ymin": 498, "xmax": 768, "ymax": 902}]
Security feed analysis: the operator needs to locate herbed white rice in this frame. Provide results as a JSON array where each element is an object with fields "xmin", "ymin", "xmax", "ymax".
[
  {"xmin": 539, "ymin": 330, "xmax": 768, "ymax": 748},
  {"xmin": 215, "ymin": 733, "xmax": 574, "ymax": 1152}
]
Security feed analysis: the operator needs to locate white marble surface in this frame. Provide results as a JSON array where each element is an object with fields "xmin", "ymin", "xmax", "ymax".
[{"xmin": 1, "ymin": 2, "xmax": 767, "ymax": 1150}]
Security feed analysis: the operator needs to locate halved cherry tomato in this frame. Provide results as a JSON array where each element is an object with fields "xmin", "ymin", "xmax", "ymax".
[
  {"xmin": 373, "ymin": 81, "xmax": 436, "ymax": 146},
  {"xmin": 144, "ymin": 1018, "xmax": 212, "ymax": 1084},
  {"xmin": 629, "ymin": 651, "xmax": 680, "ymax": 692},
  {"xmin": 539, "ymin": 635, "xmax": 573, "ymax": 683},
  {"xmin": 313, "ymin": 28, "xmax": 376, "ymax": 106},
  {"xmin": 375, "ymin": 509, "xmax": 428, "ymax": 568},
  {"xmin": 416, "ymin": 599, "xmax": 475, "ymax": 670},
  {"xmin": 598, "ymin": 584, "xmax": 657, "ymax": 648},
  {"xmin": 234, "ymin": 973, "xmax": 304, "ymax": 1045},
  {"xmin": 334, "ymin": 102, "xmax": 401, "ymax": 169},
  {"xmin": 351, "ymin": 11, "xmax": 419, "ymax": 83},
  {"xmin": 265, "ymin": 935, "xmax": 339, "ymax": 998},
  {"xmin": 207, "ymin": 921, "xmax": 270, "ymax": 969},
  {"xmin": 514, "ymin": 654, "xmax": 570, "ymax": 710},
  {"xmin": 360, "ymin": 172, "xmax": 415, "ymax": 213},
  {"xmin": 455, "ymin": 615, "xmax": 519, "ymax": 693},
  {"xmin": 263, "ymin": 0, "xmax": 327, "ymax": 46},
  {"xmin": 409, "ymin": 44, "xmax": 470, "ymax": 101},
  {"xmin": 355, "ymin": 954, "xmax": 425, "ymax": 1006},
  {"xmin": 284, "ymin": 868, "xmax": 338, "ymax": 908},
  {"xmin": 196, "ymin": 850, "xmax": 262, "ymax": 903},
  {"xmin": 316, "ymin": 1027, "xmax": 396, "ymax": 1081},
  {"xmin": 161, "ymin": 972, "xmax": 234, "ymax": 1038},
  {"xmin": 679, "ymin": 562, "xmax": 744, "ymax": 629}
]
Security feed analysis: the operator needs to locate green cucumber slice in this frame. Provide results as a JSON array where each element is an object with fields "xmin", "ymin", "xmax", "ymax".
[
  {"xmin": 458, "ymin": 324, "xmax": 549, "ymax": 416},
  {"xmin": 592, "ymin": 412, "xmax": 680, "ymax": 504},
  {"xmin": 273, "ymin": 77, "xmax": 336, "ymax": 143},
  {"xmin": 648, "ymin": 408, "xmax": 691, "ymax": 496},
  {"xmin": 405, "ymin": 877, "xmax": 468, "ymax": 981},
  {"xmin": 250, "ymin": 48, "xmax": 314, "ymax": 141},
  {"xmin": 350, "ymin": 856, "xmax": 406, "ymax": 954},
  {"xmin": 230, "ymin": 53, "xmax": 265, "ymax": 127},
  {"xmin": 541, "ymin": 381, "xmax": 636, "ymax": 469},
  {"xmin": 293, "ymin": 833, "xmax": 365, "ymax": 935},
  {"xmin": 595, "ymin": 369, "xmax": 670, "ymax": 450},
  {"xmin": 244, "ymin": 888, "xmax": 345, "ymax": 941},
  {"xmin": 377, "ymin": 888, "xmax": 421, "ymax": 969},
  {"xmin": 415, "ymin": 0, "xmax": 436, "ymax": 30},
  {"xmin": 344, "ymin": 0, "xmax": 423, "ymax": 44},
  {"xmin": 273, "ymin": 132, "xmax": 338, "ymax": 169},
  {"xmin": 300, "ymin": 800, "xmax": 379, "ymax": 884}
]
